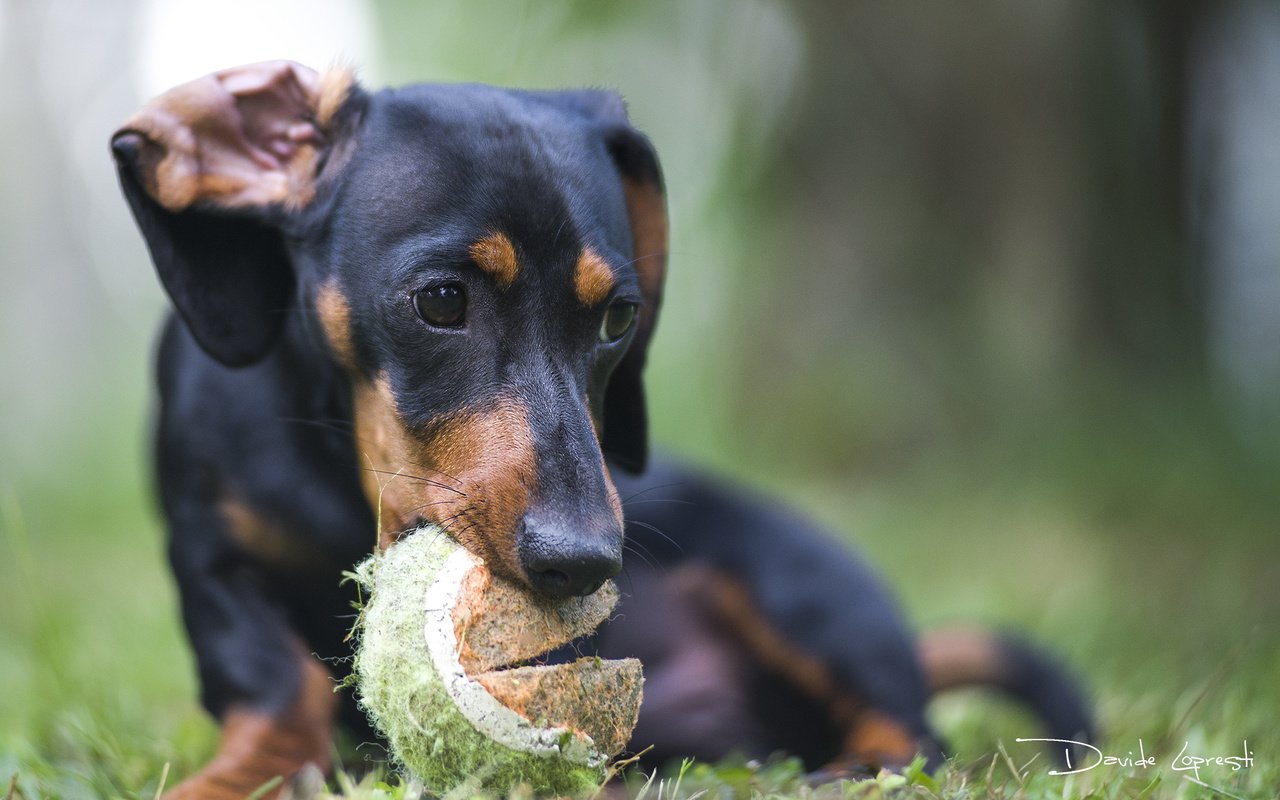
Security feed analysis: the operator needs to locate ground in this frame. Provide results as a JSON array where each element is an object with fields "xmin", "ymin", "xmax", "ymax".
[{"xmin": 2, "ymin": 402, "xmax": 1277, "ymax": 800}]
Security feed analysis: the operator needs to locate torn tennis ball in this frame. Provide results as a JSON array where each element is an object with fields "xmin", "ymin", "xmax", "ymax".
[{"xmin": 352, "ymin": 526, "xmax": 644, "ymax": 796}]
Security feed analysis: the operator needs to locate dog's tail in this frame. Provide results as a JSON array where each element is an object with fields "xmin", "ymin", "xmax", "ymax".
[{"xmin": 918, "ymin": 627, "xmax": 1095, "ymax": 748}]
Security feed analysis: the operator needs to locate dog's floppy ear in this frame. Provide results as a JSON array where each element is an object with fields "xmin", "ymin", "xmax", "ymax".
[
  {"xmin": 601, "ymin": 123, "xmax": 667, "ymax": 473},
  {"xmin": 111, "ymin": 61, "xmax": 353, "ymax": 366},
  {"xmin": 550, "ymin": 90, "xmax": 667, "ymax": 472}
]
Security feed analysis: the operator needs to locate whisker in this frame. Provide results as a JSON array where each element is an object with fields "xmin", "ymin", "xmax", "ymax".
[
  {"xmin": 436, "ymin": 509, "xmax": 467, "ymax": 530},
  {"xmin": 622, "ymin": 542, "xmax": 657, "ymax": 570},
  {"xmin": 626, "ymin": 519, "xmax": 682, "ymax": 551},
  {"xmin": 445, "ymin": 521, "xmax": 477, "ymax": 542},
  {"xmin": 439, "ymin": 509, "xmax": 472, "ymax": 535},
  {"xmin": 281, "ymin": 416, "xmax": 464, "ymax": 489},
  {"xmin": 550, "ymin": 212, "xmax": 572, "ymax": 249},
  {"xmin": 621, "ymin": 497, "xmax": 697, "ymax": 508},
  {"xmin": 424, "ymin": 526, "xmax": 454, "ymax": 553},
  {"xmin": 277, "ymin": 417, "xmax": 394, "ymax": 460},
  {"xmin": 403, "ymin": 499, "xmax": 462, "ymax": 516},
  {"xmin": 623, "ymin": 536, "xmax": 659, "ymax": 562},
  {"xmin": 276, "ymin": 416, "xmax": 356, "ymax": 434},
  {"xmin": 617, "ymin": 250, "xmax": 669, "ymax": 271},
  {"xmin": 403, "ymin": 458, "xmax": 464, "ymax": 486},
  {"xmin": 615, "ymin": 564, "xmax": 639, "ymax": 597},
  {"xmin": 361, "ymin": 467, "xmax": 465, "ymax": 495},
  {"xmin": 620, "ymin": 481, "xmax": 687, "ymax": 505}
]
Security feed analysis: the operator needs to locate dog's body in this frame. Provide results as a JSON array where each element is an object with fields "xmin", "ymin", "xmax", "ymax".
[{"xmin": 113, "ymin": 63, "xmax": 1090, "ymax": 798}]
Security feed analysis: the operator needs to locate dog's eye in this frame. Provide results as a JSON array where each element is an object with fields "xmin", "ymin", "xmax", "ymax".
[
  {"xmin": 599, "ymin": 302, "xmax": 638, "ymax": 343},
  {"xmin": 412, "ymin": 284, "xmax": 467, "ymax": 328}
]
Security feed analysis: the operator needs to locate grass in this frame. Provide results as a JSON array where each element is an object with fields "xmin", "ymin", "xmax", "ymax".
[
  {"xmin": 2, "ymin": 392, "xmax": 1277, "ymax": 800},
  {"xmin": 6, "ymin": 0, "xmax": 1274, "ymax": 793}
]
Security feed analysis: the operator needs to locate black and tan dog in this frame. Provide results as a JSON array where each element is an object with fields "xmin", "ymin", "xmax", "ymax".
[{"xmin": 111, "ymin": 62, "xmax": 1091, "ymax": 798}]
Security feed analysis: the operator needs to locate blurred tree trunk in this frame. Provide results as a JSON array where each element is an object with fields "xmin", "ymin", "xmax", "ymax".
[
  {"xmin": 1076, "ymin": 0, "xmax": 1207, "ymax": 372},
  {"xmin": 760, "ymin": 1, "xmax": 1211, "ymax": 413}
]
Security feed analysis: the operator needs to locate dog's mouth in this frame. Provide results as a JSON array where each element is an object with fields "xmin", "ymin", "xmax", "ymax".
[{"xmin": 427, "ymin": 545, "xmax": 643, "ymax": 761}]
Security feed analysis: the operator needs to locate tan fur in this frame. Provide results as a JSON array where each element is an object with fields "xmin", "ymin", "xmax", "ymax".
[
  {"xmin": 219, "ymin": 498, "xmax": 331, "ymax": 574},
  {"xmin": 918, "ymin": 627, "xmax": 1007, "ymax": 693},
  {"xmin": 841, "ymin": 710, "xmax": 919, "ymax": 767},
  {"xmin": 354, "ymin": 374, "xmax": 536, "ymax": 580},
  {"xmin": 118, "ymin": 61, "xmax": 339, "ymax": 213},
  {"xmin": 315, "ymin": 65, "xmax": 354, "ymax": 129},
  {"xmin": 163, "ymin": 651, "xmax": 335, "ymax": 799},
  {"xmin": 701, "ymin": 573, "xmax": 860, "ymax": 724},
  {"xmin": 620, "ymin": 175, "xmax": 667, "ymax": 332},
  {"xmin": 469, "ymin": 232, "xmax": 520, "ymax": 290},
  {"xmin": 315, "ymin": 281, "xmax": 356, "ymax": 370},
  {"xmin": 700, "ymin": 573, "xmax": 921, "ymax": 768},
  {"xmin": 587, "ymin": 397, "xmax": 623, "ymax": 523},
  {"xmin": 573, "ymin": 247, "xmax": 615, "ymax": 306},
  {"xmin": 220, "ymin": 498, "xmax": 291, "ymax": 567},
  {"xmin": 602, "ymin": 450, "xmax": 623, "ymax": 524}
]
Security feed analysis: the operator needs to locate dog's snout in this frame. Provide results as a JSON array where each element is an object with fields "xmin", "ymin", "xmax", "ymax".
[{"xmin": 518, "ymin": 516, "xmax": 622, "ymax": 598}]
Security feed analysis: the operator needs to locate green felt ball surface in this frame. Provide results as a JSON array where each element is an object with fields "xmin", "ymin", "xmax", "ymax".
[{"xmin": 352, "ymin": 526, "xmax": 642, "ymax": 796}]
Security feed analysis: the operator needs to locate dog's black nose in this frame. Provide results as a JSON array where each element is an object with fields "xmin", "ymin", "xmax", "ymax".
[{"xmin": 518, "ymin": 516, "xmax": 622, "ymax": 598}]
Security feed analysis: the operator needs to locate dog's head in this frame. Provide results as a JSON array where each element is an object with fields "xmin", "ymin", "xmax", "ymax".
[{"xmin": 112, "ymin": 62, "xmax": 666, "ymax": 597}]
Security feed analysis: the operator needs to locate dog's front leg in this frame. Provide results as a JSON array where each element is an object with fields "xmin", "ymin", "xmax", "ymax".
[
  {"xmin": 166, "ymin": 656, "xmax": 334, "ymax": 800},
  {"xmin": 163, "ymin": 504, "xmax": 337, "ymax": 799}
]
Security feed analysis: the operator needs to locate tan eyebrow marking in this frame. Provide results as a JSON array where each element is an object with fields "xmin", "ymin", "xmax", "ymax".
[
  {"xmin": 574, "ymin": 247, "xmax": 615, "ymax": 307},
  {"xmin": 469, "ymin": 232, "xmax": 520, "ymax": 290}
]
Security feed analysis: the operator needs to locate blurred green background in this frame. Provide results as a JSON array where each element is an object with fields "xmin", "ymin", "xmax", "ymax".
[{"xmin": 2, "ymin": 0, "xmax": 1278, "ymax": 797}]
